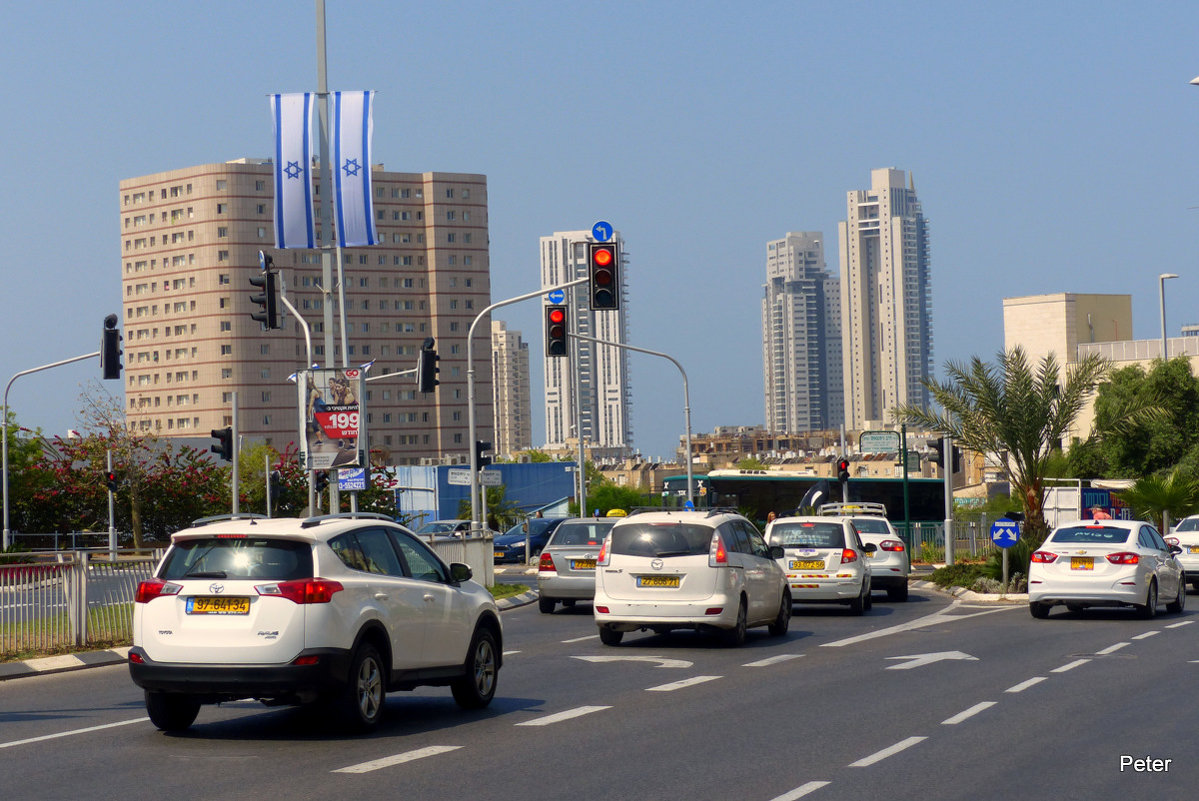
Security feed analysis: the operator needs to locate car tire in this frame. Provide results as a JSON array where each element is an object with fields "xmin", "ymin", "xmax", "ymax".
[
  {"xmin": 1029, "ymin": 601, "xmax": 1051, "ymax": 619},
  {"xmin": 849, "ymin": 583, "xmax": 867, "ymax": 615},
  {"xmin": 768, "ymin": 590, "xmax": 792, "ymax": 637},
  {"xmin": 1138, "ymin": 581, "xmax": 1158, "ymax": 620},
  {"xmin": 451, "ymin": 627, "xmax": 499, "ymax": 710},
  {"xmin": 337, "ymin": 643, "xmax": 386, "ymax": 730},
  {"xmin": 1167, "ymin": 580, "xmax": 1186, "ymax": 614},
  {"xmin": 538, "ymin": 596, "xmax": 555, "ymax": 614},
  {"xmin": 145, "ymin": 691, "xmax": 200, "ymax": 732},
  {"xmin": 722, "ymin": 598, "xmax": 748, "ymax": 647},
  {"xmin": 863, "ymin": 582, "xmax": 873, "ymax": 611},
  {"xmin": 887, "ymin": 584, "xmax": 909, "ymax": 602},
  {"xmin": 598, "ymin": 625, "xmax": 624, "ymax": 646}
]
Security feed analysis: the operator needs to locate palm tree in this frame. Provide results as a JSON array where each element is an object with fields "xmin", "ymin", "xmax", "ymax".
[
  {"xmin": 893, "ymin": 347, "xmax": 1108, "ymax": 547},
  {"xmin": 1116, "ymin": 471, "xmax": 1199, "ymax": 533}
]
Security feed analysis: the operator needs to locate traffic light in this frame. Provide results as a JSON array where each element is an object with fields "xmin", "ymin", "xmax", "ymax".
[
  {"xmin": 545, "ymin": 305, "xmax": 568, "ymax": 357},
  {"xmin": 417, "ymin": 337, "xmax": 440, "ymax": 393},
  {"xmin": 837, "ymin": 458, "xmax": 850, "ymax": 482},
  {"xmin": 210, "ymin": 427, "xmax": 233, "ymax": 461},
  {"xmin": 101, "ymin": 314, "xmax": 122, "ymax": 380},
  {"xmin": 587, "ymin": 242, "xmax": 620, "ymax": 310},
  {"xmin": 249, "ymin": 252, "xmax": 280, "ymax": 330},
  {"xmin": 268, "ymin": 470, "xmax": 282, "ymax": 506},
  {"xmin": 314, "ymin": 471, "xmax": 329, "ymax": 493},
  {"xmin": 927, "ymin": 442, "xmax": 943, "ymax": 468},
  {"xmin": 952, "ymin": 447, "xmax": 962, "ymax": 473},
  {"xmin": 476, "ymin": 440, "xmax": 493, "ymax": 468},
  {"xmin": 105, "ymin": 470, "xmax": 118, "ymax": 493}
]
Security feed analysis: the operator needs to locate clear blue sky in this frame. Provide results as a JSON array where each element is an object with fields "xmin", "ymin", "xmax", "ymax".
[{"xmin": 3, "ymin": 1, "xmax": 1199, "ymax": 459}]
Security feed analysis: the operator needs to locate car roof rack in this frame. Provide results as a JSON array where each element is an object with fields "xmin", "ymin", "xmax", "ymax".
[
  {"xmin": 816, "ymin": 502, "xmax": 887, "ymax": 517},
  {"xmin": 300, "ymin": 512, "xmax": 396, "ymax": 529},
  {"xmin": 190, "ymin": 513, "xmax": 269, "ymax": 527}
]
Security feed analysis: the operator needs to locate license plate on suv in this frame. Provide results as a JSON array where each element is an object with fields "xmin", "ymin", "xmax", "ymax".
[{"xmin": 186, "ymin": 596, "xmax": 251, "ymax": 615}]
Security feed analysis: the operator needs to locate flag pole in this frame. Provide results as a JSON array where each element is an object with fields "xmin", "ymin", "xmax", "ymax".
[{"xmin": 315, "ymin": 0, "xmax": 341, "ymax": 509}]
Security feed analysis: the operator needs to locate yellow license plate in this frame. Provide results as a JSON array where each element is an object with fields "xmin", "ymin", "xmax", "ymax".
[
  {"xmin": 637, "ymin": 575, "xmax": 680, "ymax": 588},
  {"xmin": 571, "ymin": 559, "xmax": 597, "ymax": 570},
  {"xmin": 1190, "ymin": 546, "xmax": 1199, "ymax": 554},
  {"xmin": 791, "ymin": 560, "xmax": 825, "ymax": 570},
  {"xmin": 187, "ymin": 596, "xmax": 250, "ymax": 615},
  {"xmin": 1070, "ymin": 557, "xmax": 1094, "ymax": 571},
  {"xmin": 494, "ymin": 551, "xmax": 505, "ymax": 559}
]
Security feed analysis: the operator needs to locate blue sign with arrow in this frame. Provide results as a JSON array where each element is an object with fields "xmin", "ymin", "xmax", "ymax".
[
  {"xmin": 592, "ymin": 220, "xmax": 613, "ymax": 242},
  {"xmin": 990, "ymin": 518, "xmax": 1020, "ymax": 549},
  {"xmin": 547, "ymin": 288, "xmax": 565, "ymax": 304}
]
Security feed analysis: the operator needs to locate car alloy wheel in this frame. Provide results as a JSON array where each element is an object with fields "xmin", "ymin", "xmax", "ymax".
[
  {"xmin": 452, "ymin": 627, "xmax": 499, "ymax": 709},
  {"xmin": 768, "ymin": 590, "xmax": 791, "ymax": 636},
  {"xmin": 342, "ymin": 643, "xmax": 385, "ymax": 730},
  {"xmin": 1138, "ymin": 581, "xmax": 1158, "ymax": 620}
]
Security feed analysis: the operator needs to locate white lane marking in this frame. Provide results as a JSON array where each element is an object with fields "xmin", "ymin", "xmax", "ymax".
[
  {"xmin": 1096, "ymin": 642, "xmax": 1129, "ymax": 655},
  {"xmin": 849, "ymin": 736, "xmax": 927, "ymax": 767},
  {"xmin": 743, "ymin": 654, "xmax": 804, "ymax": 667},
  {"xmin": 515, "ymin": 705, "xmax": 611, "ymax": 726},
  {"xmin": 573, "ymin": 655, "xmax": 693, "ymax": 669},
  {"xmin": 0, "ymin": 717, "xmax": 149, "ymax": 750},
  {"xmin": 885, "ymin": 651, "xmax": 978, "ymax": 670},
  {"xmin": 1005, "ymin": 676, "xmax": 1047, "ymax": 693},
  {"xmin": 645, "ymin": 675, "xmax": 721, "ymax": 692},
  {"xmin": 768, "ymin": 780, "xmax": 832, "ymax": 800},
  {"xmin": 821, "ymin": 603, "xmax": 1013, "ymax": 648},
  {"xmin": 561, "ymin": 634, "xmax": 600, "ymax": 643},
  {"xmin": 941, "ymin": 701, "xmax": 996, "ymax": 725},
  {"xmin": 1166, "ymin": 620, "xmax": 1193, "ymax": 629},
  {"xmin": 1132, "ymin": 631, "xmax": 1160, "ymax": 640},
  {"xmin": 333, "ymin": 746, "xmax": 461, "ymax": 774},
  {"xmin": 502, "ymin": 650, "xmax": 521, "ymax": 656},
  {"xmin": 1051, "ymin": 659, "xmax": 1091, "ymax": 673}
]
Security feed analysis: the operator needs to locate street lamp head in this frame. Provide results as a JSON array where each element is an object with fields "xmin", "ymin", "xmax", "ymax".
[
  {"xmin": 1160, "ymin": 273, "xmax": 1179, "ymax": 281},
  {"xmin": 1191, "ymin": 76, "xmax": 1199, "ymax": 86}
]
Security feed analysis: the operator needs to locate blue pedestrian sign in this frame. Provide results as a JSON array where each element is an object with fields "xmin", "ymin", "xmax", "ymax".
[
  {"xmin": 547, "ymin": 288, "xmax": 565, "ymax": 304},
  {"xmin": 990, "ymin": 518, "xmax": 1020, "ymax": 549},
  {"xmin": 592, "ymin": 220, "xmax": 613, "ymax": 242}
]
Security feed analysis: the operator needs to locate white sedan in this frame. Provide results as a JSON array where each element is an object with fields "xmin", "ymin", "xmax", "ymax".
[{"xmin": 1028, "ymin": 520, "xmax": 1185, "ymax": 619}]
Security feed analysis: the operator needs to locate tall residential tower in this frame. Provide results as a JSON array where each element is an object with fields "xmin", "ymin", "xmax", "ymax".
[{"xmin": 490, "ymin": 319, "xmax": 532, "ymax": 458}]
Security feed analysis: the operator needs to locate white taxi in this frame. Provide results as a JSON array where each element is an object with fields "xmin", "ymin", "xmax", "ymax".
[
  {"xmin": 765, "ymin": 515, "xmax": 874, "ymax": 614},
  {"xmin": 819, "ymin": 502, "xmax": 909, "ymax": 601}
]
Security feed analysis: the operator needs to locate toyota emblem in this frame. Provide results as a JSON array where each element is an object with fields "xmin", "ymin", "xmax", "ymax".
[{"xmin": 209, "ymin": 583, "xmax": 225, "ymax": 594}]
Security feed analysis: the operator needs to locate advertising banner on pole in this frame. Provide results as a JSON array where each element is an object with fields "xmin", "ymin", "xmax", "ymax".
[{"xmin": 299, "ymin": 368, "xmax": 366, "ymax": 470}]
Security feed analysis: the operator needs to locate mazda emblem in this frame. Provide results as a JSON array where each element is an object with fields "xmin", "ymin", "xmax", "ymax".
[{"xmin": 651, "ymin": 559, "xmax": 664, "ymax": 570}]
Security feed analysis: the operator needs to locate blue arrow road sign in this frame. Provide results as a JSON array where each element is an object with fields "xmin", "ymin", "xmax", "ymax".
[
  {"xmin": 592, "ymin": 220, "xmax": 613, "ymax": 242},
  {"xmin": 547, "ymin": 288, "xmax": 565, "ymax": 304},
  {"xmin": 990, "ymin": 518, "xmax": 1020, "ymax": 549}
]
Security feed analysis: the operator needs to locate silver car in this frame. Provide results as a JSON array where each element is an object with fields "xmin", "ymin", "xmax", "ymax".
[{"xmin": 537, "ymin": 518, "xmax": 617, "ymax": 613}]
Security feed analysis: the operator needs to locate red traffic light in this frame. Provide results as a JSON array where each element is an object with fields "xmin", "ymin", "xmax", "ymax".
[
  {"xmin": 545, "ymin": 305, "xmax": 568, "ymax": 357},
  {"xmin": 587, "ymin": 242, "xmax": 620, "ymax": 310},
  {"xmin": 548, "ymin": 308, "xmax": 565, "ymax": 325},
  {"xmin": 593, "ymin": 247, "xmax": 613, "ymax": 267},
  {"xmin": 838, "ymin": 459, "xmax": 850, "ymax": 471}
]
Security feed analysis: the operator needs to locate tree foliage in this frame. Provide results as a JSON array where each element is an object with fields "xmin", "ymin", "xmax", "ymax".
[{"xmin": 1114, "ymin": 470, "xmax": 1199, "ymax": 532}]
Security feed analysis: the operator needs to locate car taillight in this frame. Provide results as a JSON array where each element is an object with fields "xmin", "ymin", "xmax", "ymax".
[
  {"xmin": 840, "ymin": 548, "xmax": 858, "ymax": 564},
  {"xmin": 709, "ymin": 532, "xmax": 729, "ymax": 566},
  {"xmin": 539, "ymin": 552, "xmax": 556, "ymax": 572},
  {"xmin": 257, "ymin": 578, "xmax": 344, "ymax": 604},
  {"xmin": 135, "ymin": 578, "xmax": 182, "ymax": 603},
  {"xmin": 880, "ymin": 540, "xmax": 905, "ymax": 552},
  {"xmin": 1030, "ymin": 551, "xmax": 1058, "ymax": 563},
  {"xmin": 1106, "ymin": 552, "xmax": 1140, "ymax": 565},
  {"xmin": 597, "ymin": 535, "xmax": 611, "ymax": 566}
]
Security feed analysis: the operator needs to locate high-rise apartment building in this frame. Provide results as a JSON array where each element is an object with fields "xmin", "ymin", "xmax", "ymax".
[
  {"xmin": 839, "ymin": 168, "xmax": 932, "ymax": 430},
  {"xmin": 490, "ymin": 320, "xmax": 532, "ymax": 458},
  {"xmin": 540, "ymin": 230, "xmax": 632, "ymax": 458},
  {"xmin": 761, "ymin": 232, "xmax": 842, "ymax": 433},
  {"xmin": 118, "ymin": 159, "xmax": 492, "ymax": 464}
]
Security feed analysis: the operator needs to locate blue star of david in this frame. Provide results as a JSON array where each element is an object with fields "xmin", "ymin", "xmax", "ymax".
[
  {"xmin": 284, "ymin": 161, "xmax": 303, "ymax": 180},
  {"xmin": 342, "ymin": 158, "xmax": 361, "ymax": 177}
]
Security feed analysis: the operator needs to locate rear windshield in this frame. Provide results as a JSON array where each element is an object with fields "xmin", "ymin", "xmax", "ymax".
[
  {"xmin": 610, "ymin": 523, "xmax": 713, "ymax": 558},
  {"xmin": 1176, "ymin": 518, "xmax": 1199, "ymax": 532},
  {"xmin": 161, "ymin": 538, "xmax": 313, "ymax": 581},
  {"xmin": 770, "ymin": 522, "xmax": 846, "ymax": 548},
  {"xmin": 849, "ymin": 517, "xmax": 891, "ymax": 534},
  {"xmin": 551, "ymin": 521, "xmax": 616, "ymax": 547},
  {"xmin": 1049, "ymin": 526, "xmax": 1133, "ymax": 545}
]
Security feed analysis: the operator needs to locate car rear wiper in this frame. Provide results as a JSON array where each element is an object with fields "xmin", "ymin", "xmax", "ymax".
[
  {"xmin": 654, "ymin": 550, "xmax": 691, "ymax": 558},
  {"xmin": 185, "ymin": 570, "xmax": 227, "ymax": 578}
]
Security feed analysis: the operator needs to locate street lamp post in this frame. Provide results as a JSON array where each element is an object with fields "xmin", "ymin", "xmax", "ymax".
[{"xmin": 1159, "ymin": 272, "xmax": 1178, "ymax": 360}]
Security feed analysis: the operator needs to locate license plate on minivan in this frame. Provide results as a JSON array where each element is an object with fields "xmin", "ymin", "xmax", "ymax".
[
  {"xmin": 637, "ymin": 575, "xmax": 680, "ymax": 588},
  {"xmin": 186, "ymin": 596, "xmax": 250, "ymax": 615}
]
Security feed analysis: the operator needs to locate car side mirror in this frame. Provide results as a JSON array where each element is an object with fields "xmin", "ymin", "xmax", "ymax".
[
  {"xmin": 769, "ymin": 545, "xmax": 785, "ymax": 559},
  {"xmin": 449, "ymin": 562, "xmax": 473, "ymax": 583},
  {"xmin": 1169, "ymin": 545, "xmax": 1183, "ymax": 556},
  {"xmin": 862, "ymin": 542, "xmax": 878, "ymax": 554}
]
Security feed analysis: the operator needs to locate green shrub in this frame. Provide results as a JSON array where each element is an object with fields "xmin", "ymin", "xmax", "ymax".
[{"xmin": 927, "ymin": 562, "xmax": 986, "ymax": 589}]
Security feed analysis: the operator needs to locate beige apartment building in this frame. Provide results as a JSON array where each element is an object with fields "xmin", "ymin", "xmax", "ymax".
[
  {"xmin": 490, "ymin": 320, "xmax": 532, "ymax": 458},
  {"xmin": 1002, "ymin": 293, "xmax": 1132, "ymax": 367},
  {"xmin": 119, "ymin": 159, "xmax": 493, "ymax": 464}
]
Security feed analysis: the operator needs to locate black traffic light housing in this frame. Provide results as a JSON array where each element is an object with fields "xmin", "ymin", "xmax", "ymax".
[
  {"xmin": 587, "ymin": 242, "xmax": 620, "ymax": 310},
  {"xmin": 101, "ymin": 314, "xmax": 123, "ymax": 380},
  {"xmin": 249, "ymin": 251, "xmax": 280, "ymax": 330},
  {"xmin": 210, "ymin": 427, "xmax": 233, "ymax": 462},
  {"xmin": 268, "ymin": 470, "xmax": 282, "ymax": 506},
  {"xmin": 837, "ymin": 458, "xmax": 850, "ymax": 482},
  {"xmin": 417, "ymin": 337, "xmax": 440, "ymax": 393},
  {"xmin": 927, "ymin": 442, "xmax": 943, "ymax": 467},
  {"xmin": 105, "ymin": 470, "xmax": 118, "ymax": 493},
  {"xmin": 476, "ymin": 440, "xmax": 493, "ymax": 468},
  {"xmin": 314, "ymin": 470, "xmax": 330, "ymax": 493},
  {"xmin": 545, "ymin": 305, "xmax": 568, "ymax": 357}
]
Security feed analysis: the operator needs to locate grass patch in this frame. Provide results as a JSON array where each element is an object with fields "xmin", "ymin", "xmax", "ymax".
[{"xmin": 489, "ymin": 583, "xmax": 528, "ymax": 601}]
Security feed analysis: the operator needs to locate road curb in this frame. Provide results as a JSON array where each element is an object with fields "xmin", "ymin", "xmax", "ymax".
[
  {"xmin": 0, "ymin": 646, "xmax": 130, "ymax": 682},
  {"xmin": 910, "ymin": 579, "xmax": 1027, "ymax": 604}
]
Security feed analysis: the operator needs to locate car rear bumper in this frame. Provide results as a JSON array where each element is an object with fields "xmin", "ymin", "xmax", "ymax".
[
  {"xmin": 594, "ymin": 597, "xmax": 739, "ymax": 630},
  {"xmin": 538, "ymin": 573, "xmax": 596, "ymax": 599},
  {"xmin": 1027, "ymin": 579, "xmax": 1144, "ymax": 606},
  {"xmin": 786, "ymin": 576, "xmax": 864, "ymax": 602},
  {"xmin": 128, "ymin": 646, "xmax": 353, "ymax": 701}
]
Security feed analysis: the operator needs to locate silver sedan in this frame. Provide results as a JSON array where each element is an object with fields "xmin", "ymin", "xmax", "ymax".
[{"xmin": 537, "ymin": 518, "xmax": 617, "ymax": 613}]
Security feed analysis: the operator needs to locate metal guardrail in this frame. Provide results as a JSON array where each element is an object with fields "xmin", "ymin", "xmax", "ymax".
[{"xmin": 900, "ymin": 520, "xmax": 1007, "ymax": 561}]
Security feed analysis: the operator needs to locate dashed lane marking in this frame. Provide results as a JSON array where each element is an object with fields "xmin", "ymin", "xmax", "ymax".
[
  {"xmin": 768, "ymin": 780, "xmax": 831, "ymax": 800},
  {"xmin": 849, "ymin": 736, "xmax": 927, "ymax": 767},
  {"xmin": 561, "ymin": 634, "xmax": 600, "ymax": 643},
  {"xmin": 514, "ymin": 705, "xmax": 611, "ymax": 726},
  {"xmin": 1166, "ymin": 620, "xmax": 1193, "ymax": 629},
  {"xmin": 645, "ymin": 675, "xmax": 721, "ymax": 692},
  {"xmin": 743, "ymin": 654, "xmax": 803, "ymax": 667},
  {"xmin": 333, "ymin": 746, "xmax": 461, "ymax": 774},
  {"xmin": 1132, "ymin": 631, "xmax": 1160, "ymax": 640},
  {"xmin": 1095, "ymin": 642, "xmax": 1129, "ymax": 655},
  {"xmin": 941, "ymin": 701, "xmax": 996, "ymax": 725},
  {"xmin": 1005, "ymin": 676, "xmax": 1047, "ymax": 693},
  {"xmin": 1051, "ymin": 659, "xmax": 1091, "ymax": 673}
]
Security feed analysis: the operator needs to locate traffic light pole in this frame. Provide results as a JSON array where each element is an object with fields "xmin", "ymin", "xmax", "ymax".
[
  {"xmin": 3, "ymin": 350, "xmax": 100, "ymax": 550},
  {"xmin": 466, "ymin": 277, "xmax": 588, "ymax": 531},
  {"xmin": 568, "ymin": 333, "xmax": 695, "ymax": 507}
]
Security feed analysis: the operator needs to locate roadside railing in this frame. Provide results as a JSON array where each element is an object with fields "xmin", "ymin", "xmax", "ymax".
[{"xmin": 901, "ymin": 519, "xmax": 1007, "ymax": 562}]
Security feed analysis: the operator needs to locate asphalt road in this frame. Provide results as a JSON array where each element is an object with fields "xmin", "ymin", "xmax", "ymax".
[{"xmin": 1, "ymin": 589, "xmax": 1196, "ymax": 801}]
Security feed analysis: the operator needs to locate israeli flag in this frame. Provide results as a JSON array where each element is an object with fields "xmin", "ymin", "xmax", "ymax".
[
  {"xmin": 332, "ymin": 90, "xmax": 378, "ymax": 247},
  {"xmin": 270, "ymin": 93, "xmax": 315, "ymax": 249}
]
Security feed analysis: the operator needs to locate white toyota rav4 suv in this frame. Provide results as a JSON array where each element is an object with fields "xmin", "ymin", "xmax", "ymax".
[
  {"xmin": 592, "ymin": 509, "xmax": 790, "ymax": 646},
  {"xmin": 129, "ymin": 513, "xmax": 502, "ymax": 732}
]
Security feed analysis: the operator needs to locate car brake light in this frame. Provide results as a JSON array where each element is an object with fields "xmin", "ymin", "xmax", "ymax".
[
  {"xmin": 1106, "ymin": 552, "xmax": 1140, "ymax": 565},
  {"xmin": 539, "ymin": 552, "xmax": 556, "ymax": 572},
  {"xmin": 880, "ymin": 540, "xmax": 905, "ymax": 552},
  {"xmin": 709, "ymin": 532, "xmax": 729, "ymax": 566},
  {"xmin": 135, "ymin": 578, "xmax": 182, "ymax": 603},
  {"xmin": 1030, "ymin": 551, "xmax": 1058, "ymax": 563},
  {"xmin": 597, "ymin": 535, "xmax": 611, "ymax": 566},
  {"xmin": 257, "ymin": 578, "xmax": 344, "ymax": 604},
  {"xmin": 840, "ymin": 548, "xmax": 858, "ymax": 564}
]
